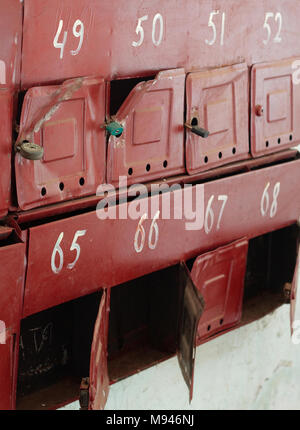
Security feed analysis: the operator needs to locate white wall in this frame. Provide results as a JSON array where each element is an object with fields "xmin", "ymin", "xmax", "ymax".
[{"xmin": 61, "ymin": 265, "xmax": 300, "ymax": 410}]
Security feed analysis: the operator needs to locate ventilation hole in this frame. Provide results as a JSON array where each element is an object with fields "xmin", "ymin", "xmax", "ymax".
[
  {"xmin": 41, "ymin": 187, "xmax": 47, "ymax": 196},
  {"xmin": 191, "ymin": 117, "xmax": 198, "ymax": 126},
  {"xmin": 220, "ymin": 319, "xmax": 224, "ymax": 325},
  {"xmin": 232, "ymin": 147, "xmax": 236, "ymax": 155},
  {"xmin": 278, "ymin": 138, "xmax": 281, "ymax": 144},
  {"xmin": 204, "ymin": 156, "xmax": 208, "ymax": 164},
  {"xmin": 163, "ymin": 160, "xmax": 168, "ymax": 168},
  {"xmin": 207, "ymin": 325, "xmax": 211, "ymax": 332},
  {"xmin": 59, "ymin": 182, "xmax": 64, "ymax": 191},
  {"xmin": 79, "ymin": 177, "xmax": 85, "ymax": 186},
  {"xmin": 290, "ymin": 134, "xmax": 293, "ymax": 141},
  {"xmin": 146, "ymin": 164, "xmax": 151, "ymax": 172},
  {"xmin": 128, "ymin": 168, "xmax": 133, "ymax": 176},
  {"xmin": 265, "ymin": 141, "xmax": 269, "ymax": 148},
  {"xmin": 218, "ymin": 152, "xmax": 223, "ymax": 159}
]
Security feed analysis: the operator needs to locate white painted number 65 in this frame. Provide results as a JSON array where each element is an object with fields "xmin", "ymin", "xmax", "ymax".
[{"xmin": 51, "ymin": 230, "xmax": 87, "ymax": 274}]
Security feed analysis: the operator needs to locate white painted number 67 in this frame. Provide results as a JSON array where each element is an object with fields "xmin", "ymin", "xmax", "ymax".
[{"xmin": 51, "ymin": 230, "xmax": 87, "ymax": 274}]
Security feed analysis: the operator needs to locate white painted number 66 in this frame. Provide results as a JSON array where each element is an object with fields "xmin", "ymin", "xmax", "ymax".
[{"xmin": 134, "ymin": 211, "xmax": 160, "ymax": 253}]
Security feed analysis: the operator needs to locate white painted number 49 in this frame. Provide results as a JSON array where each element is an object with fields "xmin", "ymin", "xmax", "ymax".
[{"xmin": 51, "ymin": 230, "xmax": 87, "ymax": 274}]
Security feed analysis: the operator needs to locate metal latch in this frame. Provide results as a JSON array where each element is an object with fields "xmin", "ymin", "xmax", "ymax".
[
  {"xmin": 185, "ymin": 122, "xmax": 209, "ymax": 138},
  {"xmin": 105, "ymin": 121, "xmax": 124, "ymax": 137},
  {"xmin": 15, "ymin": 140, "xmax": 44, "ymax": 161}
]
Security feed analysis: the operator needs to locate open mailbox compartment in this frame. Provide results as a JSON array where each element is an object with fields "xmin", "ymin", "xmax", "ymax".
[{"xmin": 15, "ymin": 223, "xmax": 300, "ymax": 410}]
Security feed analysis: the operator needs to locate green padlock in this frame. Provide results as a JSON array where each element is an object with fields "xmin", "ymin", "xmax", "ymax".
[{"xmin": 105, "ymin": 121, "xmax": 124, "ymax": 137}]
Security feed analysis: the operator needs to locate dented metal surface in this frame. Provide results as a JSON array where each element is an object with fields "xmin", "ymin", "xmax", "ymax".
[
  {"xmin": 15, "ymin": 76, "xmax": 106, "ymax": 210},
  {"xmin": 107, "ymin": 69, "xmax": 185, "ymax": 186}
]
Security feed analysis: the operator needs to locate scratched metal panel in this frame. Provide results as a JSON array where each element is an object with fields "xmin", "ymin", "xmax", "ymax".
[
  {"xmin": 21, "ymin": 0, "xmax": 300, "ymax": 88},
  {"xmin": 0, "ymin": 90, "xmax": 13, "ymax": 218},
  {"xmin": 0, "ymin": 331, "xmax": 14, "ymax": 410},
  {"xmin": 0, "ymin": 0, "xmax": 22, "ymax": 88},
  {"xmin": 15, "ymin": 76, "xmax": 106, "ymax": 210},
  {"xmin": 23, "ymin": 158, "xmax": 300, "ymax": 317},
  {"xmin": 191, "ymin": 239, "xmax": 248, "ymax": 342},
  {"xmin": 107, "ymin": 69, "xmax": 185, "ymax": 186},
  {"xmin": 89, "ymin": 291, "xmax": 109, "ymax": 410},
  {"xmin": 251, "ymin": 57, "xmax": 300, "ymax": 156},
  {"xmin": 186, "ymin": 63, "xmax": 249, "ymax": 174}
]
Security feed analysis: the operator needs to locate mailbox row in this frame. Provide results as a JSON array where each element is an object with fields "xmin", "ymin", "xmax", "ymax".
[{"xmin": 0, "ymin": 58, "xmax": 299, "ymax": 217}]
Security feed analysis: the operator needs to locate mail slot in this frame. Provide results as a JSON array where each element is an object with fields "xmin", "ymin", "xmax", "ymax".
[
  {"xmin": 251, "ymin": 57, "xmax": 300, "ymax": 156},
  {"xmin": 185, "ymin": 63, "xmax": 249, "ymax": 174},
  {"xmin": 15, "ymin": 76, "xmax": 106, "ymax": 211},
  {"xmin": 107, "ymin": 69, "xmax": 185, "ymax": 186},
  {"xmin": 190, "ymin": 239, "xmax": 248, "ymax": 342}
]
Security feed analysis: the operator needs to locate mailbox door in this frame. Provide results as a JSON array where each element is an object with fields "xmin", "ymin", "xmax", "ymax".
[
  {"xmin": 107, "ymin": 69, "xmax": 185, "ymax": 186},
  {"xmin": 0, "ymin": 331, "xmax": 15, "ymax": 410},
  {"xmin": 15, "ymin": 76, "xmax": 106, "ymax": 210},
  {"xmin": 186, "ymin": 63, "xmax": 249, "ymax": 174},
  {"xmin": 0, "ymin": 231, "xmax": 25, "ymax": 332},
  {"xmin": 251, "ymin": 57, "xmax": 300, "ymax": 156},
  {"xmin": 191, "ymin": 239, "xmax": 248, "ymax": 342},
  {"xmin": 0, "ymin": 90, "xmax": 13, "ymax": 218},
  {"xmin": 290, "ymin": 224, "xmax": 300, "ymax": 333},
  {"xmin": 88, "ymin": 290, "xmax": 109, "ymax": 410},
  {"xmin": 177, "ymin": 263, "xmax": 205, "ymax": 403}
]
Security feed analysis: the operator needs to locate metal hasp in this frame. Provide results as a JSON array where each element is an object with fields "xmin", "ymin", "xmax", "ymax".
[{"xmin": 16, "ymin": 141, "xmax": 44, "ymax": 160}]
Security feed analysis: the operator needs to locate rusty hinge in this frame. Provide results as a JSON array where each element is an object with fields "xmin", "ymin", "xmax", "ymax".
[{"xmin": 79, "ymin": 377, "xmax": 90, "ymax": 410}]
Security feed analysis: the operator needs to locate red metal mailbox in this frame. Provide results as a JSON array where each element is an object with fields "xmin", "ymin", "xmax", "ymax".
[
  {"xmin": 0, "ymin": 228, "xmax": 26, "ymax": 410},
  {"xmin": 107, "ymin": 69, "xmax": 185, "ymax": 186},
  {"xmin": 20, "ymin": 1, "xmax": 300, "ymax": 89},
  {"xmin": 191, "ymin": 239, "xmax": 248, "ymax": 342},
  {"xmin": 186, "ymin": 63, "xmax": 249, "ymax": 174},
  {"xmin": 15, "ymin": 76, "xmax": 106, "ymax": 210},
  {"xmin": 251, "ymin": 57, "xmax": 300, "ymax": 156}
]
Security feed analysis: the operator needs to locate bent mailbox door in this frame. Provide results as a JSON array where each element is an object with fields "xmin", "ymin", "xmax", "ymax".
[
  {"xmin": 15, "ymin": 76, "xmax": 106, "ymax": 211},
  {"xmin": 89, "ymin": 265, "xmax": 205, "ymax": 409},
  {"xmin": 0, "ymin": 331, "xmax": 15, "ymax": 410},
  {"xmin": 191, "ymin": 239, "xmax": 248, "ymax": 342},
  {"xmin": 89, "ymin": 291, "xmax": 110, "ymax": 410},
  {"xmin": 290, "ymin": 223, "xmax": 300, "ymax": 334},
  {"xmin": 0, "ymin": 228, "xmax": 26, "ymax": 410},
  {"xmin": 177, "ymin": 263, "xmax": 205, "ymax": 403},
  {"xmin": 107, "ymin": 69, "xmax": 185, "ymax": 186},
  {"xmin": 251, "ymin": 57, "xmax": 300, "ymax": 157}
]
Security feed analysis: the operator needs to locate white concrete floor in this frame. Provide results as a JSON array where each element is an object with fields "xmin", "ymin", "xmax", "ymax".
[{"xmin": 60, "ymin": 266, "xmax": 300, "ymax": 410}]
